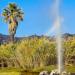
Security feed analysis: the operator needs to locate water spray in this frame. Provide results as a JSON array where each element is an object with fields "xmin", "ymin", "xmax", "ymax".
[
  {"xmin": 45, "ymin": 0, "xmax": 64, "ymax": 74},
  {"xmin": 54, "ymin": 0, "xmax": 64, "ymax": 73}
]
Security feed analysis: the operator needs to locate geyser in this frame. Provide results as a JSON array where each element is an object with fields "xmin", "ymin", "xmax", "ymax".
[
  {"xmin": 54, "ymin": 0, "xmax": 63, "ymax": 73},
  {"xmin": 45, "ymin": 0, "xmax": 64, "ymax": 74}
]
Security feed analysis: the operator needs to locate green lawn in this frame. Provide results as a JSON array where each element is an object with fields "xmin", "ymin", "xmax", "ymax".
[
  {"xmin": 32, "ymin": 65, "xmax": 75, "ymax": 73},
  {"xmin": 0, "ymin": 65, "xmax": 74, "ymax": 75},
  {"xmin": 66, "ymin": 65, "xmax": 75, "ymax": 73},
  {"xmin": 0, "ymin": 68, "xmax": 21, "ymax": 75},
  {"xmin": 0, "ymin": 72, "xmax": 20, "ymax": 75},
  {"xmin": 32, "ymin": 65, "xmax": 56, "ymax": 72}
]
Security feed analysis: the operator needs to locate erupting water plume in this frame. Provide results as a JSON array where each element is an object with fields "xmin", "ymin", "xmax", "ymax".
[
  {"xmin": 45, "ymin": 0, "xmax": 64, "ymax": 74},
  {"xmin": 54, "ymin": 0, "xmax": 64, "ymax": 73},
  {"xmin": 52, "ymin": 0, "xmax": 64, "ymax": 73}
]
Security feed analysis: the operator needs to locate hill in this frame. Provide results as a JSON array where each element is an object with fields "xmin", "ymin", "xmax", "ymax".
[{"xmin": 0, "ymin": 33, "xmax": 75, "ymax": 43}]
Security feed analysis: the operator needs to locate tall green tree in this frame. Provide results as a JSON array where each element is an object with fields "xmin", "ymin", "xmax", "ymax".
[{"xmin": 2, "ymin": 3, "xmax": 24, "ymax": 42}]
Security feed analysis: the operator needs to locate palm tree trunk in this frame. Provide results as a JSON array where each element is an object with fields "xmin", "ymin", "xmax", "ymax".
[{"xmin": 10, "ymin": 34, "xmax": 14, "ymax": 42}]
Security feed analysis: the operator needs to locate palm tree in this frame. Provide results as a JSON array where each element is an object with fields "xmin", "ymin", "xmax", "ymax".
[{"xmin": 2, "ymin": 3, "xmax": 24, "ymax": 42}]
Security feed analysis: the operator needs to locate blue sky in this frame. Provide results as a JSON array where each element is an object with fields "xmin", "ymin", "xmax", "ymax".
[{"xmin": 0, "ymin": 0, "xmax": 75, "ymax": 37}]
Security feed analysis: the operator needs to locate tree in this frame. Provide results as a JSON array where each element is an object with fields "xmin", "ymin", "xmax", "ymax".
[{"xmin": 2, "ymin": 3, "xmax": 24, "ymax": 42}]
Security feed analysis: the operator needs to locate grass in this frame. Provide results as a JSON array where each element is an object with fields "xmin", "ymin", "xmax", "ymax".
[
  {"xmin": 0, "ymin": 72, "xmax": 20, "ymax": 75},
  {"xmin": 0, "ymin": 68, "xmax": 21, "ymax": 75},
  {"xmin": 0, "ymin": 68, "xmax": 22, "ymax": 72},
  {"xmin": 32, "ymin": 65, "xmax": 56, "ymax": 72},
  {"xmin": 0, "ymin": 65, "xmax": 74, "ymax": 75},
  {"xmin": 32, "ymin": 65, "xmax": 75, "ymax": 73},
  {"xmin": 65, "ymin": 65, "xmax": 75, "ymax": 73}
]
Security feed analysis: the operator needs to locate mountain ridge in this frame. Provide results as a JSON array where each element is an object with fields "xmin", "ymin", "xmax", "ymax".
[{"xmin": 0, "ymin": 33, "xmax": 75, "ymax": 43}]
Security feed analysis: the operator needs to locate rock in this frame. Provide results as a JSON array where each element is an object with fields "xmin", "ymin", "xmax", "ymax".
[
  {"xmin": 50, "ymin": 69, "xmax": 59, "ymax": 75},
  {"xmin": 39, "ymin": 71, "xmax": 49, "ymax": 75},
  {"xmin": 61, "ymin": 71, "xmax": 67, "ymax": 75}
]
